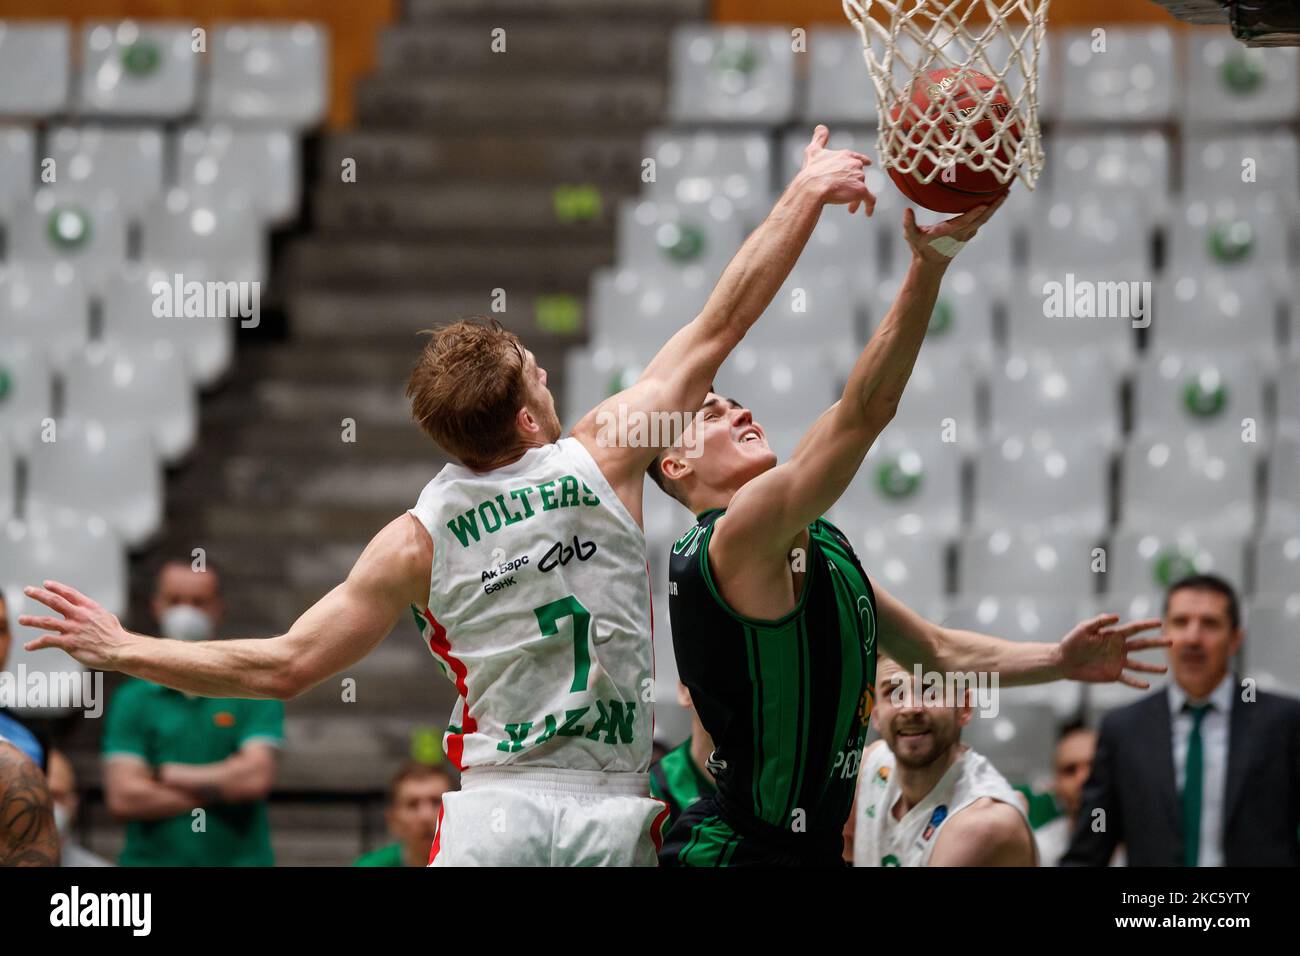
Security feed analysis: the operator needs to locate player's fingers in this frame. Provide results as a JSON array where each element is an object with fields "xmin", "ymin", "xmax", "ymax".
[
  {"xmin": 1124, "ymin": 659, "xmax": 1168, "ymax": 674},
  {"xmin": 849, "ymin": 151, "xmax": 873, "ymax": 167},
  {"xmin": 44, "ymin": 579, "xmax": 94, "ymax": 608},
  {"xmin": 806, "ymin": 124, "xmax": 829, "ymax": 154},
  {"xmin": 903, "ymin": 207, "xmax": 920, "ymax": 240},
  {"xmin": 1082, "ymin": 613, "xmax": 1121, "ymax": 632},
  {"xmin": 1123, "ymin": 635, "xmax": 1173, "ymax": 653},
  {"xmin": 22, "ymin": 585, "xmax": 78, "ymax": 618},
  {"xmin": 1118, "ymin": 673, "xmax": 1152, "ymax": 690},
  {"xmin": 1102, "ymin": 618, "xmax": 1163, "ymax": 640},
  {"xmin": 848, "ymin": 200, "xmax": 860, "ymax": 215},
  {"xmin": 24, "ymin": 634, "xmax": 71, "ymax": 653},
  {"xmin": 967, "ymin": 192, "xmax": 1008, "ymax": 228},
  {"xmin": 18, "ymin": 614, "xmax": 73, "ymax": 633}
]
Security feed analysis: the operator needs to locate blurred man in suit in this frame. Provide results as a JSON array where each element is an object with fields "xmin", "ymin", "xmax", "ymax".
[{"xmin": 1064, "ymin": 574, "xmax": 1300, "ymax": 866}]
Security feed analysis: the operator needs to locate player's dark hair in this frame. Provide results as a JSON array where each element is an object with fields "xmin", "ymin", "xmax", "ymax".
[
  {"xmin": 388, "ymin": 761, "xmax": 458, "ymax": 805},
  {"xmin": 1163, "ymin": 573, "xmax": 1240, "ymax": 629},
  {"xmin": 1056, "ymin": 718, "xmax": 1089, "ymax": 741}
]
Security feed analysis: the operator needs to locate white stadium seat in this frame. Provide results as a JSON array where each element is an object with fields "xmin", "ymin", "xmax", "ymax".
[
  {"xmin": 176, "ymin": 125, "xmax": 302, "ymax": 226},
  {"xmin": 1057, "ymin": 27, "xmax": 1176, "ymax": 123},
  {"xmin": 0, "ymin": 22, "xmax": 71, "ymax": 117},
  {"xmin": 0, "ymin": 341, "xmax": 53, "ymax": 451},
  {"xmin": 988, "ymin": 350, "xmax": 1122, "ymax": 448},
  {"xmin": 667, "ymin": 26, "xmax": 797, "ymax": 125},
  {"xmin": 1242, "ymin": 597, "xmax": 1300, "ymax": 692},
  {"xmin": 1132, "ymin": 351, "xmax": 1266, "ymax": 447},
  {"xmin": 0, "ymin": 126, "xmax": 36, "ymax": 211},
  {"xmin": 46, "ymin": 125, "xmax": 166, "ymax": 215},
  {"xmin": 140, "ymin": 190, "xmax": 266, "ymax": 284},
  {"xmin": 7, "ymin": 191, "xmax": 129, "ymax": 293},
  {"xmin": 972, "ymin": 434, "xmax": 1110, "ymax": 537},
  {"xmin": 643, "ymin": 129, "xmax": 773, "ymax": 223},
  {"xmin": 837, "ymin": 431, "xmax": 963, "ymax": 539},
  {"xmin": 1119, "ymin": 436, "xmax": 1255, "ymax": 538},
  {"xmin": 0, "ymin": 509, "xmax": 128, "ymax": 618},
  {"xmin": 78, "ymin": 20, "xmax": 198, "ymax": 118},
  {"xmin": 207, "ymin": 23, "xmax": 329, "ymax": 128},
  {"xmin": 1184, "ymin": 34, "xmax": 1299, "ymax": 126},
  {"xmin": 0, "ymin": 263, "xmax": 91, "ymax": 368}
]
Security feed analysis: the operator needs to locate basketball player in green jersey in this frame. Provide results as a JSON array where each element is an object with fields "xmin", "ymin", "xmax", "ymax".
[{"xmin": 650, "ymin": 197, "xmax": 1171, "ymax": 866}]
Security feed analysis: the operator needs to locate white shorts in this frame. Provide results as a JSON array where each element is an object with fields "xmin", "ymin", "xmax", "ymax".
[{"xmin": 428, "ymin": 765, "xmax": 669, "ymax": 867}]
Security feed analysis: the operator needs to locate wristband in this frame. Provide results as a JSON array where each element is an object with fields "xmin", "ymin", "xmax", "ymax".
[{"xmin": 928, "ymin": 236, "xmax": 966, "ymax": 258}]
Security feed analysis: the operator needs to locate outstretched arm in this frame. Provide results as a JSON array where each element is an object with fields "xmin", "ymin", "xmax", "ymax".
[
  {"xmin": 0, "ymin": 742, "xmax": 59, "ymax": 867},
  {"xmin": 873, "ymin": 582, "xmax": 1169, "ymax": 688},
  {"xmin": 20, "ymin": 513, "xmax": 433, "ymax": 700},
  {"xmin": 573, "ymin": 125, "xmax": 875, "ymax": 500},
  {"xmin": 713, "ymin": 200, "xmax": 1003, "ymax": 563}
]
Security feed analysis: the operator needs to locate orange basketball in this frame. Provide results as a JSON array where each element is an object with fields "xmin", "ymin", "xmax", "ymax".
[{"xmin": 887, "ymin": 68, "xmax": 1020, "ymax": 213}]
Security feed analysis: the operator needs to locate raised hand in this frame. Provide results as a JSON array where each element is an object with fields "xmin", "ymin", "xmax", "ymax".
[
  {"xmin": 798, "ymin": 124, "xmax": 877, "ymax": 217},
  {"xmin": 19, "ymin": 581, "xmax": 135, "ymax": 671},
  {"xmin": 903, "ymin": 192, "xmax": 1007, "ymax": 264},
  {"xmin": 1057, "ymin": 613, "xmax": 1170, "ymax": 688}
]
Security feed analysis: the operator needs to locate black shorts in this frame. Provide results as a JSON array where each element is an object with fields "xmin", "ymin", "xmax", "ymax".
[{"xmin": 658, "ymin": 796, "xmax": 848, "ymax": 868}]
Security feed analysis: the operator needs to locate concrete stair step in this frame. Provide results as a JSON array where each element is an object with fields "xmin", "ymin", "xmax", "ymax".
[
  {"xmin": 355, "ymin": 76, "xmax": 663, "ymax": 131},
  {"xmin": 310, "ymin": 181, "xmax": 621, "ymax": 239},
  {"xmin": 320, "ymin": 131, "xmax": 645, "ymax": 185},
  {"xmin": 378, "ymin": 23, "xmax": 670, "ymax": 76},
  {"xmin": 284, "ymin": 237, "xmax": 613, "ymax": 291}
]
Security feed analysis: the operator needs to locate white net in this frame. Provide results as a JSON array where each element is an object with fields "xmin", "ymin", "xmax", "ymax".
[{"xmin": 843, "ymin": 0, "xmax": 1050, "ymax": 190}]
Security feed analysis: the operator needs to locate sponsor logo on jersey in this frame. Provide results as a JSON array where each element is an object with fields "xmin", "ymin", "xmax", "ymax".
[
  {"xmin": 480, "ymin": 553, "xmax": 530, "ymax": 594},
  {"xmin": 922, "ymin": 804, "xmax": 949, "ymax": 841},
  {"xmin": 445, "ymin": 476, "xmax": 601, "ymax": 548},
  {"xmin": 495, "ymin": 698, "xmax": 638, "ymax": 753},
  {"xmin": 538, "ymin": 535, "xmax": 597, "ymax": 573},
  {"xmin": 874, "ymin": 765, "xmax": 890, "ymax": 786},
  {"xmin": 705, "ymin": 751, "xmax": 728, "ymax": 776}
]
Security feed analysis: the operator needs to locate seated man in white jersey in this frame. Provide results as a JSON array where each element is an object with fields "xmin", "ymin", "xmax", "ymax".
[
  {"xmin": 853, "ymin": 658, "xmax": 1036, "ymax": 867},
  {"xmin": 16, "ymin": 128, "xmax": 877, "ymax": 867}
]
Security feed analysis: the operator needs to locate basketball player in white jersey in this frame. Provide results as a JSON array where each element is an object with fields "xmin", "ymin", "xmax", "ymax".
[
  {"xmin": 852, "ymin": 658, "xmax": 1036, "ymax": 867},
  {"xmin": 18, "ymin": 127, "xmax": 876, "ymax": 866}
]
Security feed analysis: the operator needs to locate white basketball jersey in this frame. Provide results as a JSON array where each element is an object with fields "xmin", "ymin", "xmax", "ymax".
[
  {"xmin": 408, "ymin": 437, "xmax": 653, "ymax": 775},
  {"xmin": 853, "ymin": 744, "xmax": 1035, "ymax": 866}
]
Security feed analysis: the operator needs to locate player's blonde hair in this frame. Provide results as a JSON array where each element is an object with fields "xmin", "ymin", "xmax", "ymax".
[{"xmin": 407, "ymin": 318, "xmax": 528, "ymax": 469}]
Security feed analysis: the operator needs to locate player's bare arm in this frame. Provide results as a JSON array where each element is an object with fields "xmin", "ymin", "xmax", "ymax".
[
  {"xmin": 573, "ymin": 124, "xmax": 875, "ymax": 515},
  {"xmin": 21, "ymin": 512, "xmax": 434, "ymax": 700},
  {"xmin": 709, "ymin": 201, "xmax": 1003, "ymax": 619},
  {"xmin": 872, "ymin": 579, "xmax": 1171, "ymax": 688},
  {"xmin": 927, "ymin": 797, "xmax": 1037, "ymax": 867},
  {"xmin": 0, "ymin": 741, "xmax": 59, "ymax": 867}
]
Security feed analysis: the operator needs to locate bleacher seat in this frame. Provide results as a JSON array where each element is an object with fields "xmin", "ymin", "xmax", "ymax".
[
  {"xmin": 616, "ymin": 198, "xmax": 746, "ymax": 280},
  {"xmin": 744, "ymin": 269, "xmax": 856, "ymax": 354},
  {"xmin": 792, "ymin": 212, "xmax": 881, "ymax": 303},
  {"xmin": 1152, "ymin": 274, "xmax": 1278, "ymax": 362},
  {"xmin": 0, "ymin": 509, "xmax": 128, "ymax": 618},
  {"xmin": 853, "ymin": 527, "xmax": 947, "ymax": 611},
  {"xmin": 1181, "ymin": 132, "xmax": 1298, "ymax": 215},
  {"xmin": 1263, "ymin": 435, "xmax": 1300, "ymax": 532},
  {"xmin": 176, "ymin": 125, "xmax": 301, "ymax": 227},
  {"xmin": 140, "ymin": 190, "xmax": 266, "ymax": 283},
  {"xmin": 1184, "ymin": 34, "xmax": 1299, "ymax": 126},
  {"xmin": 972, "ymin": 435, "xmax": 1109, "ymax": 536},
  {"xmin": 1165, "ymin": 200, "xmax": 1290, "ymax": 292},
  {"xmin": 1242, "ymin": 597, "xmax": 1300, "ymax": 692},
  {"xmin": 0, "ymin": 436, "xmax": 13, "ymax": 524},
  {"xmin": 1132, "ymin": 351, "xmax": 1266, "ymax": 446},
  {"xmin": 0, "ymin": 22, "xmax": 71, "ymax": 117},
  {"xmin": 804, "ymin": 28, "xmax": 876, "ymax": 124},
  {"xmin": 644, "ymin": 129, "xmax": 773, "ymax": 223},
  {"xmin": 101, "ymin": 265, "xmax": 235, "ymax": 388},
  {"xmin": 0, "ymin": 263, "xmax": 90, "ymax": 368},
  {"xmin": 1006, "ymin": 269, "xmax": 1140, "ymax": 371},
  {"xmin": 78, "ymin": 20, "xmax": 198, "ymax": 118},
  {"xmin": 8, "ymin": 191, "xmax": 129, "ymax": 293},
  {"xmin": 958, "ymin": 528, "xmax": 1096, "ymax": 599},
  {"xmin": 1057, "ymin": 27, "xmax": 1176, "ymax": 123},
  {"xmin": 668, "ymin": 26, "xmax": 797, "ymax": 124},
  {"xmin": 838, "ymin": 431, "xmax": 963, "ymax": 538},
  {"xmin": 207, "ymin": 23, "xmax": 328, "ymax": 128},
  {"xmin": 0, "ymin": 126, "xmax": 35, "ymax": 210},
  {"xmin": 562, "ymin": 345, "xmax": 645, "ymax": 428},
  {"xmin": 1050, "ymin": 131, "xmax": 1170, "ymax": 208},
  {"xmin": 890, "ymin": 353, "xmax": 977, "ymax": 443},
  {"xmin": 988, "ymin": 350, "xmax": 1121, "ymax": 448},
  {"xmin": 1255, "ymin": 532, "xmax": 1300, "ymax": 597},
  {"xmin": 1119, "ymin": 435, "xmax": 1255, "ymax": 537},
  {"xmin": 63, "ymin": 342, "xmax": 197, "ymax": 464},
  {"xmin": 0, "ymin": 586, "xmax": 87, "ymax": 718},
  {"xmin": 1280, "ymin": 354, "xmax": 1300, "ymax": 439},
  {"xmin": 1106, "ymin": 528, "xmax": 1247, "ymax": 597},
  {"xmin": 26, "ymin": 419, "xmax": 163, "ymax": 547},
  {"xmin": 47, "ymin": 125, "xmax": 166, "ymax": 215},
  {"xmin": 0, "ymin": 341, "xmax": 53, "ymax": 450},
  {"xmin": 962, "ymin": 702, "xmax": 1057, "ymax": 783},
  {"xmin": 1025, "ymin": 199, "xmax": 1151, "ymax": 272},
  {"xmin": 587, "ymin": 266, "xmax": 711, "ymax": 352}
]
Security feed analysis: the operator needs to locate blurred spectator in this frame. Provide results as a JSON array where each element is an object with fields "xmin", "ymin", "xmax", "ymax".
[
  {"xmin": 648, "ymin": 683, "xmax": 717, "ymax": 833},
  {"xmin": 354, "ymin": 762, "xmax": 457, "ymax": 867},
  {"xmin": 1024, "ymin": 722, "xmax": 1096, "ymax": 866},
  {"xmin": 1064, "ymin": 574, "xmax": 1300, "ymax": 866},
  {"xmin": 47, "ymin": 749, "xmax": 112, "ymax": 867},
  {"xmin": 102, "ymin": 560, "xmax": 284, "ymax": 866},
  {"xmin": 0, "ymin": 588, "xmax": 50, "ymax": 772},
  {"xmin": 854, "ymin": 657, "xmax": 1036, "ymax": 866}
]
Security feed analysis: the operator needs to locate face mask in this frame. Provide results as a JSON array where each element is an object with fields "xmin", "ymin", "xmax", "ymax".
[
  {"xmin": 159, "ymin": 605, "xmax": 214, "ymax": 643},
  {"xmin": 54, "ymin": 803, "xmax": 71, "ymax": 838}
]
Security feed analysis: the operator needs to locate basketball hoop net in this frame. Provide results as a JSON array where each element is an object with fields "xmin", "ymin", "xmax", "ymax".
[{"xmin": 843, "ymin": 0, "xmax": 1050, "ymax": 190}]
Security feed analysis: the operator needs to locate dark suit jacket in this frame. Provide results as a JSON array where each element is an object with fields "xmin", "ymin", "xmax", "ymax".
[{"xmin": 1062, "ymin": 682, "xmax": 1300, "ymax": 866}]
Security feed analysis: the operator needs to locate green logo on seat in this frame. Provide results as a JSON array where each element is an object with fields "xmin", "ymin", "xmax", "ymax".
[
  {"xmin": 47, "ymin": 206, "xmax": 92, "ymax": 251},
  {"xmin": 1154, "ymin": 549, "xmax": 1198, "ymax": 588},
  {"xmin": 713, "ymin": 46, "xmax": 759, "ymax": 78},
  {"xmin": 1207, "ymin": 219, "xmax": 1254, "ymax": 264},
  {"xmin": 658, "ymin": 221, "xmax": 706, "ymax": 263},
  {"xmin": 121, "ymin": 40, "xmax": 162, "ymax": 78},
  {"xmin": 876, "ymin": 455, "xmax": 922, "ymax": 499},
  {"xmin": 1219, "ymin": 53, "xmax": 1265, "ymax": 96},
  {"xmin": 0, "ymin": 367, "xmax": 11, "ymax": 402},
  {"xmin": 1183, "ymin": 375, "xmax": 1228, "ymax": 419},
  {"xmin": 928, "ymin": 298, "xmax": 954, "ymax": 337}
]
